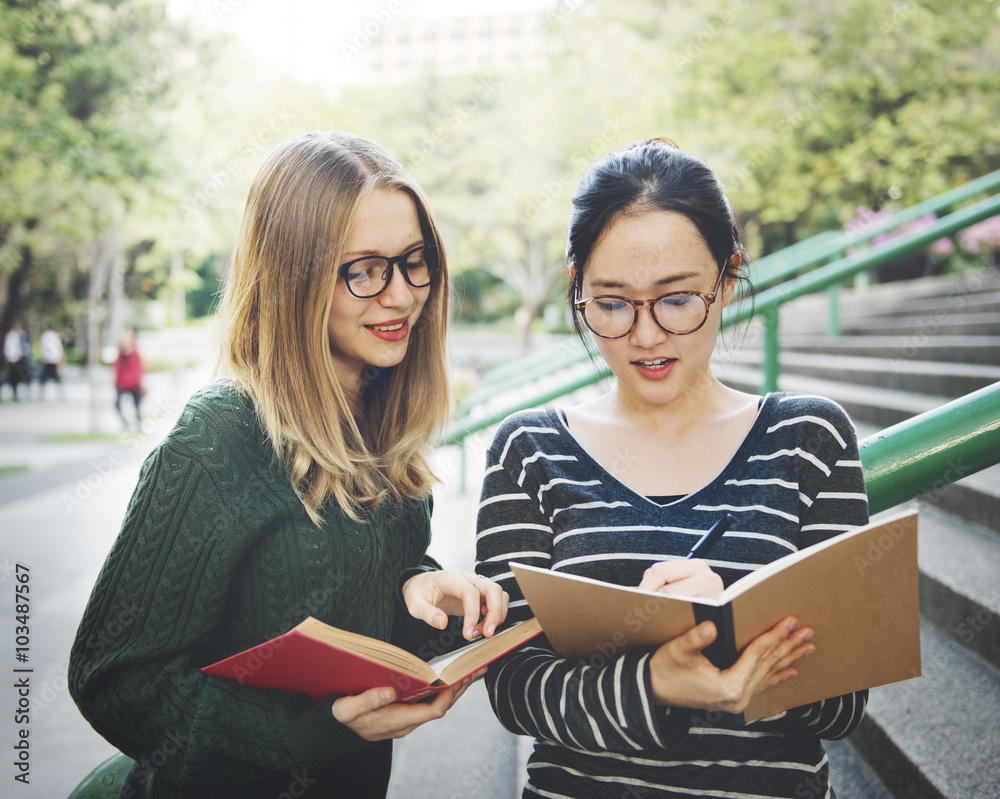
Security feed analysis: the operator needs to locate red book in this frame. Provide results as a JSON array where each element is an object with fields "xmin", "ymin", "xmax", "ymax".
[{"xmin": 202, "ymin": 616, "xmax": 542, "ymax": 703}]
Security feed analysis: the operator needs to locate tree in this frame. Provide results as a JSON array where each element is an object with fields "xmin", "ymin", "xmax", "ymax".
[
  {"xmin": 0, "ymin": 0, "xmax": 201, "ymax": 349},
  {"xmin": 569, "ymin": 0, "xmax": 1000, "ymax": 254}
]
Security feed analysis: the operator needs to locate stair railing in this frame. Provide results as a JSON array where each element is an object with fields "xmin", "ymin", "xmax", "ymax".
[
  {"xmin": 750, "ymin": 168, "xmax": 1000, "ymax": 293},
  {"xmin": 860, "ymin": 381, "xmax": 1000, "ymax": 516},
  {"xmin": 727, "ymin": 191, "xmax": 1000, "ymax": 393}
]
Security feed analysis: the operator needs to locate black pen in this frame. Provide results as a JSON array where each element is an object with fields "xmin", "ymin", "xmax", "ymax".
[{"xmin": 685, "ymin": 513, "xmax": 733, "ymax": 560}]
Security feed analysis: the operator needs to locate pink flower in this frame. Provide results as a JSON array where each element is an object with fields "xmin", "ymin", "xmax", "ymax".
[
  {"xmin": 958, "ymin": 215, "xmax": 1000, "ymax": 254},
  {"xmin": 931, "ymin": 237, "xmax": 955, "ymax": 257}
]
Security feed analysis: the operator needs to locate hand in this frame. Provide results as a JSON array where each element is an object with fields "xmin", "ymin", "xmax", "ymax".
[
  {"xmin": 649, "ymin": 616, "xmax": 815, "ymax": 714},
  {"xmin": 402, "ymin": 570, "xmax": 509, "ymax": 639},
  {"xmin": 637, "ymin": 559, "xmax": 724, "ymax": 600},
  {"xmin": 331, "ymin": 670, "xmax": 485, "ymax": 742}
]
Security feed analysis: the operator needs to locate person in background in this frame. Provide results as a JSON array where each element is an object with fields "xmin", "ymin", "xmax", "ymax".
[
  {"xmin": 3, "ymin": 321, "xmax": 31, "ymax": 401},
  {"xmin": 69, "ymin": 131, "xmax": 508, "ymax": 799},
  {"xmin": 39, "ymin": 323, "xmax": 66, "ymax": 400},
  {"xmin": 112, "ymin": 326, "xmax": 144, "ymax": 428},
  {"xmin": 476, "ymin": 137, "xmax": 869, "ymax": 798}
]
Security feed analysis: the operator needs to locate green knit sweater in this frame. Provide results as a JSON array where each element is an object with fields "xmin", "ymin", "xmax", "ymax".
[{"xmin": 69, "ymin": 382, "xmax": 441, "ymax": 798}]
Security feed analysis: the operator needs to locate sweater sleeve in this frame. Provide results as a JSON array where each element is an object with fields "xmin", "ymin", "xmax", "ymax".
[
  {"xmin": 475, "ymin": 424, "xmax": 690, "ymax": 753},
  {"xmin": 68, "ymin": 428, "xmax": 370, "ymax": 787},
  {"xmin": 746, "ymin": 396, "xmax": 870, "ymax": 740}
]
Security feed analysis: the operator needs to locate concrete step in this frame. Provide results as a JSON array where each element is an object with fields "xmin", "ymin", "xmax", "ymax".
[
  {"xmin": 849, "ymin": 618, "xmax": 1000, "ymax": 799},
  {"xmin": 911, "ymin": 501, "xmax": 1000, "ymax": 670},
  {"xmin": 782, "ymin": 290, "xmax": 1000, "ymax": 328},
  {"xmin": 838, "ymin": 311, "xmax": 1000, "ymax": 338},
  {"xmin": 727, "ymin": 350, "xmax": 1000, "ymax": 397},
  {"xmin": 826, "ymin": 738, "xmax": 895, "ymax": 799},
  {"xmin": 775, "ymin": 269, "xmax": 1000, "ymax": 316},
  {"xmin": 778, "ymin": 335, "xmax": 1000, "ymax": 367},
  {"xmin": 764, "ymin": 267, "xmax": 1000, "ymax": 342},
  {"xmin": 922, "ymin": 463, "xmax": 1000, "ymax": 535},
  {"xmin": 715, "ymin": 363, "xmax": 949, "ymax": 428},
  {"xmin": 777, "ymin": 281, "xmax": 1000, "ymax": 330}
]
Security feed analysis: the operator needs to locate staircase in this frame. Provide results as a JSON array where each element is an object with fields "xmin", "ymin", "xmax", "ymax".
[{"xmin": 715, "ymin": 268, "xmax": 1000, "ymax": 799}]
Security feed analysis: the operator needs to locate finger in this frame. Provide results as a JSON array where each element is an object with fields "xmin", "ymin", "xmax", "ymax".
[
  {"xmin": 672, "ymin": 620, "xmax": 717, "ymax": 660},
  {"xmin": 459, "ymin": 580, "xmax": 485, "ymax": 639},
  {"xmin": 764, "ymin": 629, "xmax": 815, "ymax": 675},
  {"xmin": 655, "ymin": 571, "xmax": 724, "ymax": 599},
  {"xmin": 407, "ymin": 593, "xmax": 449, "ymax": 631},
  {"xmin": 638, "ymin": 560, "xmax": 687, "ymax": 592},
  {"xmin": 746, "ymin": 617, "xmax": 804, "ymax": 661},
  {"xmin": 331, "ymin": 685, "xmax": 398, "ymax": 724},
  {"xmin": 639, "ymin": 559, "xmax": 715, "ymax": 593},
  {"xmin": 478, "ymin": 582, "xmax": 508, "ymax": 637},
  {"xmin": 436, "ymin": 669, "xmax": 484, "ymax": 707}
]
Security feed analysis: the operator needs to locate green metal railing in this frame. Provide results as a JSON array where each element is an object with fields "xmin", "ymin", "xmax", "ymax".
[
  {"xmin": 457, "ymin": 339, "xmax": 589, "ymax": 416},
  {"xmin": 727, "ymin": 191, "xmax": 1000, "ymax": 393},
  {"xmin": 860, "ymin": 381, "xmax": 1000, "ymax": 516},
  {"xmin": 751, "ymin": 167, "xmax": 1000, "ymax": 291}
]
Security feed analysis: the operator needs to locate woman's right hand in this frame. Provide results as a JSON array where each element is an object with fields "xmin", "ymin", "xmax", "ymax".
[
  {"xmin": 648, "ymin": 616, "xmax": 814, "ymax": 714},
  {"xmin": 331, "ymin": 669, "xmax": 485, "ymax": 741}
]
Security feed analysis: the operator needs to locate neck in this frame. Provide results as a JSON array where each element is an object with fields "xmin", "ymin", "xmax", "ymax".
[{"xmin": 609, "ymin": 369, "xmax": 729, "ymax": 431}]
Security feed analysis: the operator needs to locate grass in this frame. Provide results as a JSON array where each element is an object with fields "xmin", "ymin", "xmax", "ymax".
[{"xmin": 0, "ymin": 464, "xmax": 29, "ymax": 477}]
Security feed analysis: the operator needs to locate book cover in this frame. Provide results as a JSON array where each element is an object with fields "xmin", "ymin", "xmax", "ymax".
[
  {"xmin": 202, "ymin": 616, "xmax": 542, "ymax": 703},
  {"xmin": 511, "ymin": 509, "xmax": 920, "ymax": 722}
]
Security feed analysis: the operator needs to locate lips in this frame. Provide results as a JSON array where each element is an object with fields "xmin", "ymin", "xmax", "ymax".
[
  {"xmin": 365, "ymin": 317, "xmax": 410, "ymax": 342},
  {"xmin": 631, "ymin": 357, "xmax": 676, "ymax": 380}
]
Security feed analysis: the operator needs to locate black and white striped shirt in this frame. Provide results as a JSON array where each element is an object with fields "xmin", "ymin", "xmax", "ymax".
[{"xmin": 476, "ymin": 392, "xmax": 870, "ymax": 799}]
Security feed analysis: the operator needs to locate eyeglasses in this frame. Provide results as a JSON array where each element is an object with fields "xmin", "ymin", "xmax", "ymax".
[
  {"xmin": 573, "ymin": 265, "xmax": 727, "ymax": 339},
  {"xmin": 338, "ymin": 244, "xmax": 439, "ymax": 299}
]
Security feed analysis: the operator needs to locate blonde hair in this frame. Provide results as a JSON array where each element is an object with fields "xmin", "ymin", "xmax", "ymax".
[{"xmin": 215, "ymin": 131, "xmax": 450, "ymax": 524}]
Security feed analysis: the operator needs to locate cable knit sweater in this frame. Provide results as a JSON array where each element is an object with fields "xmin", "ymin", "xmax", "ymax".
[{"xmin": 69, "ymin": 382, "xmax": 440, "ymax": 799}]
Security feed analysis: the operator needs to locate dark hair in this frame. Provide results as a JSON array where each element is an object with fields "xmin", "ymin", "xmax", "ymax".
[{"xmin": 566, "ymin": 137, "xmax": 751, "ymax": 334}]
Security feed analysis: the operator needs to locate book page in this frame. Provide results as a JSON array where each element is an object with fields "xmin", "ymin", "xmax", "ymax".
[
  {"xmin": 732, "ymin": 510, "xmax": 920, "ymax": 721},
  {"xmin": 296, "ymin": 618, "xmax": 437, "ymax": 682},
  {"xmin": 432, "ymin": 618, "xmax": 543, "ymax": 685}
]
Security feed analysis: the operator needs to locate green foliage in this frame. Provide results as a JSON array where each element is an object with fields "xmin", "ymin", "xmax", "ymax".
[
  {"xmin": 581, "ymin": 0, "xmax": 1000, "ymax": 252},
  {"xmin": 0, "ymin": 0, "xmax": 207, "ymax": 335},
  {"xmin": 4, "ymin": 0, "xmax": 999, "ymax": 341}
]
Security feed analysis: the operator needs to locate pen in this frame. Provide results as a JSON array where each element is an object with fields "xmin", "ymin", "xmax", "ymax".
[{"xmin": 685, "ymin": 513, "xmax": 733, "ymax": 560}]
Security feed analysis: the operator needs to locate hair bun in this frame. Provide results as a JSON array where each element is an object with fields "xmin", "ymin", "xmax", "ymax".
[{"xmin": 625, "ymin": 136, "xmax": 681, "ymax": 151}]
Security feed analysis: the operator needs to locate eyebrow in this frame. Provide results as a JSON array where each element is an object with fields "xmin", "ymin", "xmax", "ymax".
[
  {"xmin": 588, "ymin": 270, "xmax": 704, "ymax": 291},
  {"xmin": 341, "ymin": 240, "xmax": 424, "ymax": 261}
]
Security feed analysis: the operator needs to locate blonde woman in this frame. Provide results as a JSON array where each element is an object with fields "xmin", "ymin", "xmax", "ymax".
[{"xmin": 69, "ymin": 131, "xmax": 507, "ymax": 799}]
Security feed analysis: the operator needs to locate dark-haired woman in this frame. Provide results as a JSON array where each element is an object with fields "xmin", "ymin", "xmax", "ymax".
[
  {"xmin": 69, "ymin": 131, "xmax": 507, "ymax": 799},
  {"xmin": 476, "ymin": 138, "xmax": 869, "ymax": 798}
]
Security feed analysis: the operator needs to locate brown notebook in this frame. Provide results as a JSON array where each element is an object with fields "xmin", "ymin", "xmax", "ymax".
[{"xmin": 511, "ymin": 509, "xmax": 920, "ymax": 722}]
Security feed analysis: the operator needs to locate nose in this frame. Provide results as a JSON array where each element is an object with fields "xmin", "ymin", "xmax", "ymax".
[
  {"xmin": 629, "ymin": 302, "xmax": 667, "ymax": 348},
  {"xmin": 379, "ymin": 264, "xmax": 418, "ymax": 308}
]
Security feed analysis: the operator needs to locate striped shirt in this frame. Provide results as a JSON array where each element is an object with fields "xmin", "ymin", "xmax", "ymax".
[{"xmin": 475, "ymin": 392, "xmax": 869, "ymax": 799}]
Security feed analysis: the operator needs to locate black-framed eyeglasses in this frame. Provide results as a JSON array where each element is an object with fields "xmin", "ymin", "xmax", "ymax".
[
  {"xmin": 573, "ymin": 265, "xmax": 727, "ymax": 339},
  {"xmin": 338, "ymin": 244, "xmax": 439, "ymax": 299}
]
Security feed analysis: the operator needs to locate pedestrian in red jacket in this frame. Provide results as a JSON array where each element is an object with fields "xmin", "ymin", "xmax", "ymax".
[{"xmin": 113, "ymin": 327, "xmax": 144, "ymax": 429}]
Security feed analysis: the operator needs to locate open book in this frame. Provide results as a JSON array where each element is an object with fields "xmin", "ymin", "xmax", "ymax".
[
  {"xmin": 202, "ymin": 616, "xmax": 542, "ymax": 703},
  {"xmin": 511, "ymin": 509, "xmax": 920, "ymax": 722}
]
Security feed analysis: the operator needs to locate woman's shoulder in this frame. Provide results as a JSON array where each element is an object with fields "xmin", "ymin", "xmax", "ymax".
[
  {"xmin": 761, "ymin": 391, "xmax": 859, "ymax": 452},
  {"xmin": 488, "ymin": 407, "xmax": 565, "ymax": 455},
  {"xmin": 162, "ymin": 381, "xmax": 267, "ymax": 462},
  {"xmin": 491, "ymin": 407, "xmax": 562, "ymax": 439},
  {"xmin": 765, "ymin": 391, "xmax": 854, "ymax": 426}
]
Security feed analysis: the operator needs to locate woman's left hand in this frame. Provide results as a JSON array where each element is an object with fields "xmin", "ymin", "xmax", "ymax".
[{"xmin": 402, "ymin": 570, "xmax": 509, "ymax": 639}]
